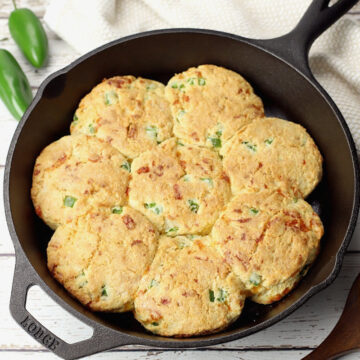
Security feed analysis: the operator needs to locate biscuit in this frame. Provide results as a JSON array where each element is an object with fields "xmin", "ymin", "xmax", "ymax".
[
  {"xmin": 165, "ymin": 64, "xmax": 264, "ymax": 148},
  {"xmin": 134, "ymin": 235, "xmax": 245, "ymax": 336},
  {"xmin": 211, "ymin": 190, "xmax": 323, "ymax": 304},
  {"xmin": 47, "ymin": 207, "xmax": 158, "ymax": 312},
  {"xmin": 31, "ymin": 134, "xmax": 130, "ymax": 229},
  {"xmin": 221, "ymin": 117, "xmax": 323, "ymax": 198},
  {"xmin": 129, "ymin": 138, "xmax": 231, "ymax": 235},
  {"xmin": 71, "ymin": 76, "xmax": 173, "ymax": 159}
]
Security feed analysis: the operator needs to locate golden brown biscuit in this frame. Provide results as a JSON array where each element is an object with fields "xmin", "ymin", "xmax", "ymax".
[
  {"xmin": 34, "ymin": 65, "xmax": 326, "ymax": 335},
  {"xmin": 47, "ymin": 207, "xmax": 158, "ymax": 312},
  {"xmin": 129, "ymin": 138, "xmax": 231, "ymax": 235},
  {"xmin": 71, "ymin": 76, "xmax": 173, "ymax": 159},
  {"xmin": 134, "ymin": 235, "xmax": 245, "ymax": 336},
  {"xmin": 31, "ymin": 134, "xmax": 130, "ymax": 229},
  {"xmin": 165, "ymin": 64, "xmax": 264, "ymax": 148},
  {"xmin": 211, "ymin": 190, "xmax": 323, "ymax": 304},
  {"xmin": 221, "ymin": 117, "xmax": 323, "ymax": 198}
]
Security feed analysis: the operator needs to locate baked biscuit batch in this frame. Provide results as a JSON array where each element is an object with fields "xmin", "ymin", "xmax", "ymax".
[{"xmin": 31, "ymin": 65, "xmax": 324, "ymax": 337}]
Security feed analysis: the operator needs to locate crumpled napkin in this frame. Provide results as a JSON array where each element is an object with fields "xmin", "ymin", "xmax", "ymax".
[{"xmin": 44, "ymin": 0, "xmax": 360, "ymax": 155}]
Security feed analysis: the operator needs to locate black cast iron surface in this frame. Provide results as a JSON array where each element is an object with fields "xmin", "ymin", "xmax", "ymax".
[{"xmin": 4, "ymin": 0, "xmax": 360, "ymax": 359}]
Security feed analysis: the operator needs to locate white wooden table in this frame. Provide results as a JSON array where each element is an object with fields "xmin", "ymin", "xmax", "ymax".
[{"xmin": 1, "ymin": 1, "xmax": 360, "ymax": 359}]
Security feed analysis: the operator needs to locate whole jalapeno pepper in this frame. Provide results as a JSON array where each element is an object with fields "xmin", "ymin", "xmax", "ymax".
[
  {"xmin": 0, "ymin": 49, "xmax": 33, "ymax": 120},
  {"xmin": 8, "ymin": 0, "xmax": 48, "ymax": 68}
]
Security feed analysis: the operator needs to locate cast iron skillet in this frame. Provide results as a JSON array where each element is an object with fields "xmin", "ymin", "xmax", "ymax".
[{"xmin": 4, "ymin": 0, "xmax": 360, "ymax": 359}]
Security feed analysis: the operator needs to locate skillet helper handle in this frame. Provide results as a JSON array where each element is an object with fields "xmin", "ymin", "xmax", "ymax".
[
  {"xmin": 253, "ymin": 0, "xmax": 359, "ymax": 76},
  {"xmin": 9, "ymin": 256, "xmax": 133, "ymax": 360}
]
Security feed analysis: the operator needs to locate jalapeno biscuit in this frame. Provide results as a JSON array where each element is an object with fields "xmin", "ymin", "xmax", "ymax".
[
  {"xmin": 134, "ymin": 235, "xmax": 246, "ymax": 336},
  {"xmin": 47, "ymin": 207, "xmax": 158, "ymax": 312},
  {"xmin": 212, "ymin": 190, "xmax": 323, "ymax": 304},
  {"xmin": 165, "ymin": 64, "xmax": 264, "ymax": 148},
  {"xmin": 129, "ymin": 138, "xmax": 231, "ymax": 235},
  {"xmin": 31, "ymin": 134, "xmax": 130, "ymax": 229},
  {"xmin": 71, "ymin": 76, "xmax": 173, "ymax": 159},
  {"xmin": 221, "ymin": 117, "xmax": 323, "ymax": 198}
]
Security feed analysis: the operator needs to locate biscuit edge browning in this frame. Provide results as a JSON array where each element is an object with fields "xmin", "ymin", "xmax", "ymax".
[
  {"xmin": 71, "ymin": 76, "xmax": 174, "ymax": 159},
  {"xmin": 31, "ymin": 134, "xmax": 130, "ymax": 229},
  {"xmin": 133, "ymin": 236, "xmax": 246, "ymax": 337},
  {"xmin": 165, "ymin": 64, "xmax": 264, "ymax": 148},
  {"xmin": 47, "ymin": 207, "xmax": 159, "ymax": 312},
  {"xmin": 221, "ymin": 117, "xmax": 323, "ymax": 198},
  {"xmin": 212, "ymin": 190, "xmax": 324, "ymax": 305}
]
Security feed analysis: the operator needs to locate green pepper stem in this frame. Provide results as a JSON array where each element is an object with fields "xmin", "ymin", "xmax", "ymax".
[{"xmin": 12, "ymin": 0, "xmax": 17, "ymax": 9}]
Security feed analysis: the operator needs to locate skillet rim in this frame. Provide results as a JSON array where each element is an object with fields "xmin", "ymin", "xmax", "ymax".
[{"xmin": 4, "ymin": 28, "xmax": 360, "ymax": 348}]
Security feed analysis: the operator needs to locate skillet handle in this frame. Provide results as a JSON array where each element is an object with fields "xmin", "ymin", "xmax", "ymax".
[
  {"xmin": 292, "ymin": 0, "xmax": 358, "ymax": 49},
  {"xmin": 9, "ymin": 255, "xmax": 134, "ymax": 360},
  {"xmin": 252, "ymin": 0, "xmax": 359, "ymax": 77}
]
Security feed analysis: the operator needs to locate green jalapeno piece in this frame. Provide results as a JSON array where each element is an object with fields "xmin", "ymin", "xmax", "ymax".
[
  {"xmin": 9, "ymin": 1, "xmax": 48, "ymax": 68},
  {"xmin": 0, "ymin": 49, "xmax": 32, "ymax": 120}
]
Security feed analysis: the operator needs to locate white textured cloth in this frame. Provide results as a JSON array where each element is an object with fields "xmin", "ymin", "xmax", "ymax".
[{"xmin": 44, "ymin": 0, "xmax": 360, "ymax": 155}]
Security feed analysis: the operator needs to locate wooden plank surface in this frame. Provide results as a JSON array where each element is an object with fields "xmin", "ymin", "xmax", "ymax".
[{"xmin": 0, "ymin": 0, "xmax": 360, "ymax": 359}]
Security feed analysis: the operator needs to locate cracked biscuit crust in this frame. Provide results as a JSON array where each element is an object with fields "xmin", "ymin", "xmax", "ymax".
[
  {"xmin": 165, "ymin": 64, "xmax": 264, "ymax": 148},
  {"xmin": 129, "ymin": 138, "xmax": 231, "ymax": 235},
  {"xmin": 47, "ymin": 207, "xmax": 158, "ymax": 312},
  {"xmin": 221, "ymin": 117, "xmax": 323, "ymax": 198},
  {"xmin": 134, "ymin": 235, "xmax": 246, "ymax": 337},
  {"xmin": 70, "ymin": 76, "xmax": 173, "ymax": 159},
  {"xmin": 31, "ymin": 134, "xmax": 130, "ymax": 230},
  {"xmin": 211, "ymin": 190, "xmax": 323, "ymax": 304}
]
